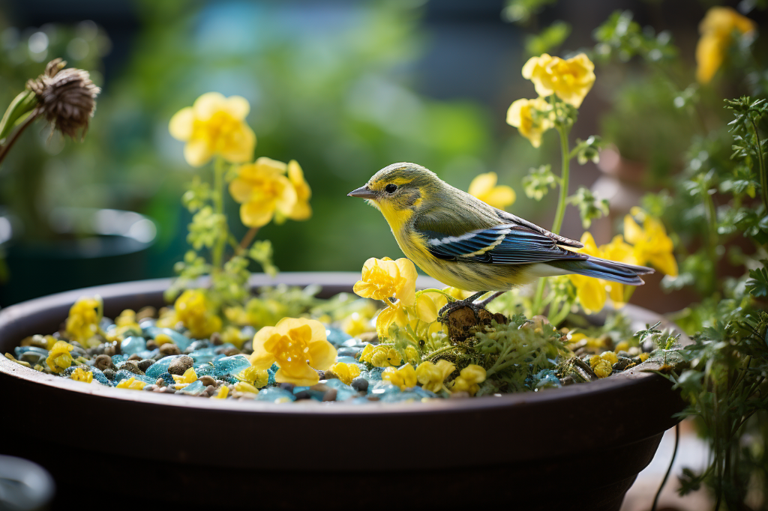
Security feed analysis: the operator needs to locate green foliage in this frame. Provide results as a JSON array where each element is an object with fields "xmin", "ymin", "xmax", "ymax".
[
  {"xmin": 522, "ymin": 164, "xmax": 558, "ymax": 200},
  {"xmin": 525, "ymin": 21, "xmax": 571, "ymax": 57},
  {"xmin": 571, "ymin": 135, "xmax": 605, "ymax": 165},
  {"xmin": 249, "ymin": 240, "xmax": 278, "ymax": 277},
  {"xmin": 592, "ymin": 11, "xmax": 677, "ymax": 63},
  {"xmin": 568, "ymin": 187, "xmax": 609, "ymax": 229},
  {"xmin": 746, "ymin": 262, "xmax": 768, "ymax": 297},
  {"xmin": 502, "ymin": 0, "xmax": 557, "ymax": 25}
]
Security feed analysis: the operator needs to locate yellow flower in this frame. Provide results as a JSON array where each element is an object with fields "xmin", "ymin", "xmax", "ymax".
[
  {"xmin": 65, "ymin": 296, "xmax": 103, "ymax": 345},
  {"xmin": 600, "ymin": 235, "xmax": 637, "ymax": 308},
  {"xmin": 116, "ymin": 377, "xmax": 147, "ymax": 390},
  {"xmin": 568, "ymin": 233, "xmax": 608, "ymax": 314},
  {"xmin": 522, "ymin": 53, "xmax": 595, "ymax": 108},
  {"xmin": 614, "ymin": 341, "xmax": 630, "ymax": 353},
  {"xmin": 416, "ymin": 360, "xmax": 455, "ymax": 393},
  {"xmin": 368, "ymin": 346, "xmax": 402, "ymax": 368},
  {"xmin": 696, "ymin": 7, "xmax": 756, "ymax": 84},
  {"xmin": 330, "ymin": 362, "xmax": 361, "ymax": 385},
  {"xmin": 237, "ymin": 366, "xmax": 270, "ymax": 388},
  {"xmin": 600, "ymin": 351, "xmax": 618, "ymax": 365},
  {"xmin": 354, "ymin": 257, "xmax": 418, "ymax": 337},
  {"xmin": 590, "ymin": 357, "xmax": 612, "ymax": 378},
  {"xmin": 506, "ymin": 97, "xmax": 552, "ymax": 148},
  {"xmin": 169, "ymin": 92, "xmax": 256, "ymax": 167},
  {"xmin": 213, "ymin": 386, "xmax": 229, "ymax": 399},
  {"xmin": 404, "ymin": 346, "xmax": 420, "ymax": 366},
  {"xmin": 250, "ymin": 317, "xmax": 337, "ymax": 386},
  {"xmin": 639, "ymin": 353, "xmax": 649, "ymax": 362},
  {"xmin": 71, "ymin": 367, "xmax": 93, "ymax": 384},
  {"xmin": 174, "ymin": 289, "xmax": 222, "ymax": 339},
  {"xmin": 235, "ymin": 381, "xmax": 259, "ymax": 393},
  {"xmin": 450, "ymin": 364, "xmax": 486, "ymax": 396},
  {"xmin": 382, "ymin": 363, "xmax": 417, "ymax": 390},
  {"xmin": 286, "ymin": 160, "xmax": 312, "ymax": 221},
  {"xmin": 341, "ymin": 312, "xmax": 375, "ymax": 337},
  {"xmin": 172, "ymin": 367, "xmax": 198, "ymax": 385},
  {"xmin": 222, "ymin": 326, "xmax": 246, "ymax": 349},
  {"xmin": 624, "ymin": 213, "xmax": 678, "ymax": 277},
  {"xmin": 468, "ymin": 172, "xmax": 516, "ymax": 211},
  {"xmin": 229, "ymin": 157, "xmax": 297, "ymax": 228},
  {"xmin": 46, "ymin": 341, "xmax": 74, "ymax": 373}
]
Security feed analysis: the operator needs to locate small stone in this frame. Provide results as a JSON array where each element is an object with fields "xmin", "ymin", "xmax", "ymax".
[
  {"xmin": 450, "ymin": 391, "xmax": 470, "ymax": 399},
  {"xmin": 210, "ymin": 332, "xmax": 223, "ymax": 345},
  {"xmin": 144, "ymin": 385, "xmax": 157, "ymax": 392},
  {"xmin": 322, "ymin": 389, "xmax": 338, "ymax": 402},
  {"xmin": 167, "ymin": 355, "xmax": 194, "ymax": 375},
  {"xmin": 93, "ymin": 354, "xmax": 113, "ymax": 371},
  {"xmin": 200, "ymin": 375, "xmax": 215, "ymax": 386},
  {"xmin": 310, "ymin": 383, "xmax": 330, "ymax": 393},
  {"xmin": 128, "ymin": 354, "xmax": 142, "ymax": 361},
  {"xmin": 119, "ymin": 360, "xmax": 143, "ymax": 375},
  {"xmin": 351, "ymin": 378, "xmax": 369, "ymax": 392},
  {"xmin": 159, "ymin": 343, "xmax": 181, "ymax": 356},
  {"xmin": 146, "ymin": 340, "xmax": 158, "ymax": 350},
  {"xmin": 137, "ymin": 359, "xmax": 154, "ymax": 372},
  {"xmin": 136, "ymin": 306, "xmax": 156, "ymax": 321},
  {"xmin": 279, "ymin": 382, "xmax": 295, "ymax": 392},
  {"xmin": 223, "ymin": 347, "xmax": 240, "ymax": 356},
  {"xmin": 358, "ymin": 332, "xmax": 378, "ymax": 344},
  {"xmin": 295, "ymin": 390, "xmax": 312, "ymax": 400},
  {"xmin": 155, "ymin": 377, "xmax": 166, "ymax": 387},
  {"xmin": 161, "ymin": 387, "xmax": 176, "ymax": 394},
  {"xmin": 103, "ymin": 368, "xmax": 115, "ymax": 380},
  {"xmin": 204, "ymin": 385, "xmax": 216, "ymax": 396},
  {"xmin": 103, "ymin": 343, "xmax": 117, "ymax": 357},
  {"xmin": 241, "ymin": 340, "xmax": 253, "ymax": 353},
  {"xmin": 322, "ymin": 370, "xmax": 338, "ymax": 381}
]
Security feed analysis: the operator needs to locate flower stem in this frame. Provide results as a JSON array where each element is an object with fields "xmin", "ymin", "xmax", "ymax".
[
  {"xmin": 531, "ymin": 125, "xmax": 571, "ymax": 315},
  {"xmin": 415, "ymin": 288, "xmax": 457, "ymax": 302},
  {"xmin": 0, "ymin": 107, "xmax": 40, "ymax": 167},
  {"xmin": 238, "ymin": 227, "xmax": 259, "ymax": 254},
  {"xmin": 211, "ymin": 157, "xmax": 227, "ymax": 273},
  {"xmin": 751, "ymin": 118, "xmax": 768, "ymax": 212}
]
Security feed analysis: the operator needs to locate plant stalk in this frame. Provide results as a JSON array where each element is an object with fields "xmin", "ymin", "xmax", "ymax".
[
  {"xmin": 0, "ymin": 108, "xmax": 40, "ymax": 167},
  {"xmin": 211, "ymin": 157, "xmax": 227, "ymax": 273},
  {"xmin": 751, "ymin": 118, "xmax": 768, "ymax": 212},
  {"xmin": 532, "ymin": 125, "xmax": 571, "ymax": 315}
]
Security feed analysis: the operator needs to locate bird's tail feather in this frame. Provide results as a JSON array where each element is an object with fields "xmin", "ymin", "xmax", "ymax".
[{"xmin": 549, "ymin": 257, "xmax": 654, "ymax": 286}]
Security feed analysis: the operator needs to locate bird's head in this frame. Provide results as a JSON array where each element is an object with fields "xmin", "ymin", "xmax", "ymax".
[{"xmin": 348, "ymin": 162, "xmax": 441, "ymax": 225}]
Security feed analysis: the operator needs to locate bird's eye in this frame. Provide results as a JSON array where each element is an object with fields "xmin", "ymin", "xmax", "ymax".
[{"xmin": 385, "ymin": 184, "xmax": 398, "ymax": 194}]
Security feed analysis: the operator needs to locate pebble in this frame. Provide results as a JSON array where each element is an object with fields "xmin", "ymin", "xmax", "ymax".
[
  {"xmin": 241, "ymin": 340, "xmax": 253, "ymax": 353},
  {"xmin": 103, "ymin": 368, "xmax": 115, "ymax": 380},
  {"xmin": 128, "ymin": 354, "xmax": 142, "ymax": 361},
  {"xmin": 199, "ymin": 375, "xmax": 215, "ymax": 386},
  {"xmin": 137, "ymin": 359, "xmax": 154, "ymax": 372},
  {"xmin": 210, "ymin": 332, "xmax": 223, "ymax": 346},
  {"xmin": 103, "ymin": 344, "xmax": 117, "ymax": 356},
  {"xmin": 144, "ymin": 385, "xmax": 157, "ymax": 392},
  {"xmin": 155, "ymin": 378, "xmax": 166, "ymax": 387},
  {"xmin": 120, "ymin": 360, "xmax": 143, "ymax": 375},
  {"xmin": 204, "ymin": 385, "xmax": 216, "ymax": 397},
  {"xmin": 167, "ymin": 355, "xmax": 194, "ymax": 375},
  {"xmin": 146, "ymin": 340, "xmax": 158, "ymax": 350},
  {"xmin": 223, "ymin": 347, "xmax": 240, "ymax": 356},
  {"xmin": 450, "ymin": 391, "xmax": 470, "ymax": 399},
  {"xmin": 351, "ymin": 378, "xmax": 369, "ymax": 392},
  {"xmin": 93, "ymin": 354, "xmax": 113, "ymax": 371},
  {"xmin": 322, "ymin": 389, "xmax": 338, "ymax": 402},
  {"xmin": 294, "ymin": 390, "xmax": 312, "ymax": 400},
  {"xmin": 159, "ymin": 344, "xmax": 181, "ymax": 356}
]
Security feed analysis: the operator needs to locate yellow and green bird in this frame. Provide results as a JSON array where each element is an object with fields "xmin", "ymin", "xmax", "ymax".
[{"xmin": 348, "ymin": 162, "xmax": 653, "ymax": 312}]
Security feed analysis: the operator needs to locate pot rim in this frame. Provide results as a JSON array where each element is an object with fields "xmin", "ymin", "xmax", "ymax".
[{"xmin": 0, "ymin": 272, "xmax": 683, "ymax": 416}]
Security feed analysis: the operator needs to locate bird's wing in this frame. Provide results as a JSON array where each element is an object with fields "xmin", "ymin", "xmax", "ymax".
[
  {"xmin": 496, "ymin": 210, "xmax": 583, "ymax": 249},
  {"xmin": 418, "ymin": 221, "xmax": 588, "ymax": 265}
]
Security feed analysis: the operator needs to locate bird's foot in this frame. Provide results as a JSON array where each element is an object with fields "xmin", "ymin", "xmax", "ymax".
[{"xmin": 437, "ymin": 291, "xmax": 488, "ymax": 323}]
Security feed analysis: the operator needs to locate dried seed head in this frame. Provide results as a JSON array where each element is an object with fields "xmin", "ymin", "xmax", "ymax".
[{"xmin": 26, "ymin": 58, "xmax": 101, "ymax": 140}]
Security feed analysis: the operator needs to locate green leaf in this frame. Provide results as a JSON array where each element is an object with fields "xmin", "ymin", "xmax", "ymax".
[
  {"xmin": 249, "ymin": 240, "xmax": 279, "ymax": 277},
  {"xmin": 745, "ymin": 262, "xmax": 768, "ymax": 297},
  {"xmin": 524, "ymin": 21, "xmax": 571, "ymax": 56},
  {"xmin": 181, "ymin": 176, "xmax": 212, "ymax": 213},
  {"xmin": 187, "ymin": 206, "xmax": 226, "ymax": 250},
  {"xmin": 522, "ymin": 164, "xmax": 557, "ymax": 201},
  {"xmin": 501, "ymin": 0, "xmax": 556, "ymax": 25},
  {"xmin": 571, "ymin": 135, "xmax": 605, "ymax": 165}
]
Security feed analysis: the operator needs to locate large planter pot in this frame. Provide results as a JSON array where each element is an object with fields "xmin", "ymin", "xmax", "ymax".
[
  {"xmin": 0, "ymin": 208, "xmax": 156, "ymax": 306},
  {"xmin": 0, "ymin": 274, "xmax": 685, "ymax": 511}
]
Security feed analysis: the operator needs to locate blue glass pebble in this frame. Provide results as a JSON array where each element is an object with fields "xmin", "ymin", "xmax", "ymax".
[
  {"xmin": 14, "ymin": 346, "xmax": 48, "ymax": 358},
  {"xmin": 138, "ymin": 319, "xmax": 156, "ymax": 329},
  {"xmin": 89, "ymin": 367, "xmax": 110, "ymax": 385},
  {"xmin": 241, "ymin": 326, "xmax": 256, "ymax": 339},
  {"xmin": 255, "ymin": 387, "xmax": 296, "ymax": 403},
  {"xmin": 145, "ymin": 356, "xmax": 180, "ymax": 379},
  {"xmin": 159, "ymin": 372, "xmax": 175, "ymax": 386},
  {"xmin": 216, "ymin": 342, "xmax": 237, "ymax": 352},
  {"xmin": 534, "ymin": 369, "xmax": 561, "ymax": 390},
  {"xmin": 178, "ymin": 380, "xmax": 206, "ymax": 395},
  {"xmin": 195, "ymin": 364, "xmax": 214, "ymax": 376},
  {"xmin": 410, "ymin": 387, "xmax": 437, "ymax": 399},
  {"xmin": 334, "ymin": 356, "xmax": 358, "ymax": 365},
  {"xmin": 362, "ymin": 367, "xmax": 384, "ymax": 382},
  {"xmin": 111, "ymin": 354, "xmax": 127, "ymax": 366},
  {"xmin": 370, "ymin": 380, "xmax": 400, "ymax": 397},
  {"xmin": 323, "ymin": 379, "xmax": 358, "ymax": 401},
  {"xmin": 136, "ymin": 349, "xmax": 158, "ymax": 360},
  {"xmin": 190, "ymin": 348, "xmax": 217, "ymax": 365},
  {"xmin": 342, "ymin": 339, "xmax": 368, "ymax": 348},
  {"xmin": 349, "ymin": 397, "xmax": 373, "ymax": 405},
  {"xmin": 325, "ymin": 327, "xmax": 352, "ymax": 347},
  {"xmin": 142, "ymin": 326, "xmax": 192, "ymax": 351},
  {"xmin": 213, "ymin": 355, "xmax": 251, "ymax": 377},
  {"xmin": 381, "ymin": 391, "xmax": 423, "ymax": 403},
  {"xmin": 186, "ymin": 340, "xmax": 209, "ymax": 353},
  {"xmin": 99, "ymin": 317, "xmax": 114, "ymax": 330},
  {"xmin": 336, "ymin": 347, "xmax": 360, "ymax": 358},
  {"xmin": 120, "ymin": 336, "xmax": 146, "ymax": 356}
]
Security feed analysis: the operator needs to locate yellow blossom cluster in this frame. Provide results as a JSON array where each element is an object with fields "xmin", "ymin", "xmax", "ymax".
[
  {"xmin": 382, "ymin": 363, "xmax": 417, "ymax": 390},
  {"xmin": 237, "ymin": 366, "xmax": 270, "ymax": 389},
  {"xmin": 46, "ymin": 341, "xmax": 74, "ymax": 373},
  {"xmin": 329, "ymin": 362, "xmax": 361, "ymax": 385},
  {"xmin": 360, "ymin": 344, "xmax": 402, "ymax": 368},
  {"xmin": 696, "ymin": 7, "xmax": 755, "ymax": 84},
  {"xmin": 229, "ymin": 157, "xmax": 311, "ymax": 228},
  {"xmin": 508, "ymin": 53, "xmax": 595, "ymax": 147},
  {"xmin": 116, "ymin": 377, "xmax": 147, "ymax": 390},
  {"xmin": 468, "ymin": 172, "xmax": 516, "ymax": 211},
  {"xmin": 450, "ymin": 365, "xmax": 487, "ymax": 396},
  {"xmin": 70, "ymin": 367, "xmax": 93, "ymax": 384},
  {"xmin": 590, "ymin": 352, "xmax": 618, "ymax": 379},
  {"xmin": 173, "ymin": 290, "xmax": 222, "ymax": 339},
  {"xmin": 65, "ymin": 296, "xmax": 103, "ymax": 345},
  {"xmin": 569, "ymin": 210, "xmax": 677, "ymax": 315},
  {"xmin": 416, "ymin": 360, "xmax": 455, "ymax": 393},
  {"xmin": 106, "ymin": 309, "xmax": 141, "ymax": 342},
  {"xmin": 353, "ymin": 257, "xmax": 443, "ymax": 338},
  {"xmin": 250, "ymin": 317, "xmax": 336, "ymax": 387}
]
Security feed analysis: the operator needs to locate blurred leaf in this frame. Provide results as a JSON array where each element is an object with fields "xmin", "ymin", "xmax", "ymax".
[{"xmin": 524, "ymin": 21, "xmax": 571, "ymax": 56}]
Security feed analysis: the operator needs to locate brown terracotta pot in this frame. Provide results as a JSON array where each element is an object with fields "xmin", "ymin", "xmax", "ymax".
[{"xmin": 0, "ymin": 274, "xmax": 685, "ymax": 511}]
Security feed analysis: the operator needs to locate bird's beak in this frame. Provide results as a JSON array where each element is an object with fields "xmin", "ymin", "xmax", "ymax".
[{"xmin": 347, "ymin": 185, "xmax": 378, "ymax": 200}]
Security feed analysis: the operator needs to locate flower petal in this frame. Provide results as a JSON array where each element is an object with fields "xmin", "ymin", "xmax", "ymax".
[
  {"xmin": 183, "ymin": 138, "xmax": 213, "ymax": 167},
  {"xmin": 395, "ymin": 258, "xmax": 417, "ymax": 306},
  {"xmin": 308, "ymin": 339, "xmax": 337, "ymax": 371},
  {"xmin": 169, "ymin": 107, "xmax": 194, "ymax": 141},
  {"xmin": 577, "ymin": 279, "xmax": 607, "ymax": 314},
  {"xmin": 226, "ymin": 95, "xmax": 250, "ymax": 119},
  {"xmin": 275, "ymin": 365, "xmax": 319, "ymax": 387},
  {"xmin": 240, "ymin": 201, "xmax": 275, "ymax": 228},
  {"xmin": 193, "ymin": 92, "xmax": 227, "ymax": 121},
  {"xmin": 219, "ymin": 125, "xmax": 256, "ymax": 164},
  {"xmin": 229, "ymin": 177, "xmax": 253, "ymax": 204},
  {"xmin": 468, "ymin": 172, "xmax": 497, "ymax": 197}
]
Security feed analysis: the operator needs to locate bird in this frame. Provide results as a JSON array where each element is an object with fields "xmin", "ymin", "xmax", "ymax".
[{"xmin": 347, "ymin": 162, "xmax": 653, "ymax": 315}]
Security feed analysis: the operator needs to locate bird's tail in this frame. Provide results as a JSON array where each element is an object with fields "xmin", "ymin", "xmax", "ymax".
[{"xmin": 549, "ymin": 257, "xmax": 654, "ymax": 286}]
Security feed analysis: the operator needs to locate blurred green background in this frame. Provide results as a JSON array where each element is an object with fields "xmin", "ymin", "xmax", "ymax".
[{"xmin": 0, "ymin": 0, "xmax": 760, "ymax": 303}]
